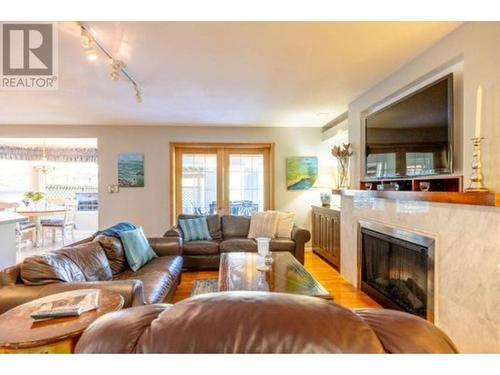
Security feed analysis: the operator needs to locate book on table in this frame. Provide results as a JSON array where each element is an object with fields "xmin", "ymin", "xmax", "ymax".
[{"xmin": 30, "ymin": 290, "xmax": 99, "ymax": 320}]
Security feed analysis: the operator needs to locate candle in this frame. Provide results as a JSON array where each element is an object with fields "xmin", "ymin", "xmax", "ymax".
[{"xmin": 475, "ymin": 85, "xmax": 483, "ymax": 139}]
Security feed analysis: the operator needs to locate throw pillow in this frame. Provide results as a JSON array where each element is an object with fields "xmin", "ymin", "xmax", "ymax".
[
  {"xmin": 275, "ymin": 211, "xmax": 295, "ymax": 239},
  {"xmin": 119, "ymin": 227, "xmax": 157, "ymax": 272},
  {"xmin": 178, "ymin": 217, "xmax": 213, "ymax": 242},
  {"xmin": 178, "ymin": 214, "xmax": 222, "ymax": 240},
  {"xmin": 247, "ymin": 211, "xmax": 279, "ymax": 239}
]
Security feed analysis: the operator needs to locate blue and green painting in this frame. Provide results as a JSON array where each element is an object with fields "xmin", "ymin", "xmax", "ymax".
[
  {"xmin": 286, "ymin": 156, "xmax": 318, "ymax": 190},
  {"xmin": 118, "ymin": 154, "xmax": 144, "ymax": 187}
]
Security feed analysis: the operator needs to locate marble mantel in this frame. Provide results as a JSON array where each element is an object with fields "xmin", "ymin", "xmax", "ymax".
[{"xmin": 340, "ymin": 194, "xmax": 500, "ymax": 353}]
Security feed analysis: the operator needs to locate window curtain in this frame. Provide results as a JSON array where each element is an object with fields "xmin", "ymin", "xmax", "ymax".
[{"xmin": 0, "ymin": 145, "xmax": 97, "ymax": 163}]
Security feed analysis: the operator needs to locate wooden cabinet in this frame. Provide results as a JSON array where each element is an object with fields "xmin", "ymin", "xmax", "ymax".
[{"xmin": 311, "ymin": 206, "xmax": 341, "ymax": 269}]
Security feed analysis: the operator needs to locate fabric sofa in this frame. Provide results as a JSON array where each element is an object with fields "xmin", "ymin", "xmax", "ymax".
[
  {"xmin": 0, "ymin": 235, "xmax": 183, "ymax": 315},
  {"xmin": 75, "ymin": 291, "xmax": 458, "ymax": 354},
  {"xmin": 164, "ymin": 214, "xmax": 311, "ymax": 270}
]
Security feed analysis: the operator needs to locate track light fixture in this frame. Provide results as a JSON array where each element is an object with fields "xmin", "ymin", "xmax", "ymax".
[
  {"xmin": 77, "ymin": 22, "xmax": 143, "ymax": 103},
  {"xmin": 81, "ymin": 28, "xmax": 98, "ymax": 61},
  {"xmin": 110, "ymin": 59, "xmax": 123, "ymax": 81},
  {"xmin": 81, "ymin": 28, "xmax": 92, "ymax": 49},
  {"xmin": 134, "ymin": 85, "xmax": 142, "ymax": 103}
]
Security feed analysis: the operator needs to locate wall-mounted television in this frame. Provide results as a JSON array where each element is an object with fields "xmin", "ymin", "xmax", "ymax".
[{"xmin": 365, "ymin": 74, "xmax": 453, "ymax": 179}]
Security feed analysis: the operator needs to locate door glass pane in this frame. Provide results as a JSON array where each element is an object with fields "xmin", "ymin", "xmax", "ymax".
[
  {"xmin": 181, "ymin": 154, "xmax": 217, "ymax": 215},
  {"xmin": 229, "ymin": 154, "xmax": 264, "ymax": 216}
]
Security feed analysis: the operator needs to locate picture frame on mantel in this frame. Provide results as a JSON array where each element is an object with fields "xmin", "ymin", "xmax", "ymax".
[{"xmin": 118, "ymin": 153, "xmax": 145, "ymax": 188}]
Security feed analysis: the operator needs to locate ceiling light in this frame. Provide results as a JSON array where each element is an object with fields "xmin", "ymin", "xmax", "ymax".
[
  {"xmin": 134, "ymin": 86, "xmax": 142, "ymax": 103},
  {"xmin": 81, "ymin": 28, "xmax": 98, "ymax": 61},
  {"xmin": 77, "ymin": 22, "xmax": 143, "ymax": 104},
  {"xmin": 81, "ymin": 28, "xmax": 92, "ymax": 49},
  {"xmin": 110, "ymin": 59, "xmax": 123, "ymax": 81},
  {"xmin": 85, "ymin": 48, "xmax": 98, "ymax": 61}
]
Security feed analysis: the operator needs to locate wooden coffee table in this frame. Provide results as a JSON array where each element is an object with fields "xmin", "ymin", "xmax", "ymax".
[
  {"xmin": 0, "ymin": 289, "xmax": 124, "ymax": 354},
  {"xmin": 218, "ymin": 252, "xmax": 332, "ymax": 300}
]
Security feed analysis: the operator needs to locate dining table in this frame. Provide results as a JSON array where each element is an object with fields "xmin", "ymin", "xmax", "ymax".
[{"xmin": 17, "ymin": 207, "xmax": 67, "ymax": 247}]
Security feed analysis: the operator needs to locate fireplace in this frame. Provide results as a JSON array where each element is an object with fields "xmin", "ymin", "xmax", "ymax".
[{"xmin": 358, "ymin": 220, "xmax": 435, "ymax": 322}]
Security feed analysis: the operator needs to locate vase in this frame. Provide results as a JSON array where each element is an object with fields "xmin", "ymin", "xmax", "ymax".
[
  {"xmin": 256, "ymin": 237, "xmax": 272, "ymax": 271},
  {"xmin": 337, "ymin": 158, "xmax": 350, "ymax": 189}
]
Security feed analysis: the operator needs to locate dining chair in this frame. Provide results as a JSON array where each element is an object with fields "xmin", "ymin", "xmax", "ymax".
[
  {"xmin": 41, "ymin": 203, "xmax": 78, "ymax": 246},
  {"xmin": 1, "ymin": 202, "xmax": 36, "ymax": 245}
]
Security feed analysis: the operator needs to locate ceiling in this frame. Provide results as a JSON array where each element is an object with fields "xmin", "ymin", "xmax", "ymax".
[
  {"xmin": 0, "ymin": 22, "xmax": 462, "ymax": 127},
  {"xmin": 0, "ymin": 138, "xmax": 97, "ymax": 148}
]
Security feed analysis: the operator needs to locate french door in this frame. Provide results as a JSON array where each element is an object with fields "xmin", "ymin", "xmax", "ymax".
[{"xmin": 170, "ymin": 143, "xmax": 274, "ymax": 222}]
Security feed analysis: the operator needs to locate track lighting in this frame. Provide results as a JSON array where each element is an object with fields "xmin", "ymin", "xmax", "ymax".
[
  {"xmin": 134, "ymin": 85, "xmax": 142, "ymax": 103},
  {"xmin": 81, "ymin": 28, "xmax": 92, "ymax": 49},
  {"xmin": 81, "ymin": 28, "xmax": 98, "ymax": 62},
  {"xmin": 77, "ymin": 22, "xmax": 143, "ymax": 103},
  {"xmin": 110, "ymin": 59, "xmax": 123, "ymax": 81}
]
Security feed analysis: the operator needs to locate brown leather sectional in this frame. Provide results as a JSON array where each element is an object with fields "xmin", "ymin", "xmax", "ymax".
[
  {"xmin": 75, "ymin": 291, "xmax": 459, "ymax": 354},
  {"xmin": 0, "ymin": 236, "xmax": 183, "ymax": 314},
  {"xmin": 165, "ymin": 214, "xmax": 311, "ymax": 269}
]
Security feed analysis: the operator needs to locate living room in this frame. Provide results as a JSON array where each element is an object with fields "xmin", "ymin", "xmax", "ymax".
[{"xmin": 1, "ymin": 0, "xmax": 499, "ymax": 372}]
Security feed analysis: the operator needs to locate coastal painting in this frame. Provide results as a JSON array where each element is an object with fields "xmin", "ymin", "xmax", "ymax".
[
  {"xmin": 118, "ymin": 154, "xmax": 144, "ymax": 187},
  {"xmin": 286, "ymin": 156, "xmax": 318, "ymax": 190}
]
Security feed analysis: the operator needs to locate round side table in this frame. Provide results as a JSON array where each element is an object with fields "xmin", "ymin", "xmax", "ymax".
[{"xmin": 0, "ymin": 289, "xmax": 124, "ymax": 354}]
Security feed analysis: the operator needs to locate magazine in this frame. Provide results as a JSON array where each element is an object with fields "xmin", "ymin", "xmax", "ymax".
[{"xmin": 30, "ymin": 290, "xmax": 99, "ymax": 320}]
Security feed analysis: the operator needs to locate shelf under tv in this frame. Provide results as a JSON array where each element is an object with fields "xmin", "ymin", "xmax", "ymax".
[{"xmin": 360, "ymin": 175, "xmax": 463, "ymax": 192}]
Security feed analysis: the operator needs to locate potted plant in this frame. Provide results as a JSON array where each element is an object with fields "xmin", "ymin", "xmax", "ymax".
[
  {"xmin": 331, "ymin": 143, "xmax": 353, "ymax": 189},
  {"xmin": 24, "ymin": 191, "xmax": 45, "ymax": 209}
]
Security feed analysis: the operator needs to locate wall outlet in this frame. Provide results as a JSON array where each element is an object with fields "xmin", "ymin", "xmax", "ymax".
[{"xmin": 108, "ymin": 185, "xmax": 119, "ymax": 194}]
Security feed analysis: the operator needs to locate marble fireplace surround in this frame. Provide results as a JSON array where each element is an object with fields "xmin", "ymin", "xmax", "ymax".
[{"xmin": 340, "ymin": 194, "xmax": 500, "ymax": 353}]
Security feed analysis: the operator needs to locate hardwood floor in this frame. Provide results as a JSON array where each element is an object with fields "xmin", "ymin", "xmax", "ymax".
[{"xmin": 172, "ymin": 251, "xmax": 380, "ymax": 309}]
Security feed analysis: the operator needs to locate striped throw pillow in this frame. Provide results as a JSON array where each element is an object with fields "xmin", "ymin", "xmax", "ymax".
[
  {"xmin": 247, "ymin": 211, "xmax": 279, "ymax": 239},
  {"xmin": 178, "ymin": 217, "xmax": 213, "ymax": 242}
]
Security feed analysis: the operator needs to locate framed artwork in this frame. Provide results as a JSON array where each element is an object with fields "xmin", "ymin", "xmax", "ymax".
[
  {"xmin": 286, "ymin": 156, "xmax": 318, "ymax": 190},
  {"xmin": 118, "ymin": 153, "xmax": 144, "ymax": 187}
]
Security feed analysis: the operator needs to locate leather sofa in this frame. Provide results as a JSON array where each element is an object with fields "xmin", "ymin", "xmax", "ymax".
[
  {"xmin": 0, "ymin": 236, "xmax": 183, "ymax": 315},
  {"xmin": 75, "ymin": 291, "xmax": 458, "ymax": 354},
  {"xmin": 165, "ymin": 214, "xmax": 310, "ymax": 270}
]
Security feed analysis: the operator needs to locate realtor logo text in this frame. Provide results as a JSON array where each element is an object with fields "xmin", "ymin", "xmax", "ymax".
[{"xmin": 0, "ymin": 22, "xmax": 58, "ymax": 90}]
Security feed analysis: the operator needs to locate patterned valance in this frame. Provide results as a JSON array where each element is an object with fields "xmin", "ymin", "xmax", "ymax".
[{"xmin": 0, "ymin": 145, "xmax": 98, "ymax": 163}]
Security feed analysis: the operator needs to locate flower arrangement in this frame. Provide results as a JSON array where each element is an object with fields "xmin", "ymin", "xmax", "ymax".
[
  {"xmin": 331, "ymin": 143, "xmax": 353, "ymax": 188},
  {"xmin": 24, "ymin": 191, "xmax": 45, "ymax": 203}
]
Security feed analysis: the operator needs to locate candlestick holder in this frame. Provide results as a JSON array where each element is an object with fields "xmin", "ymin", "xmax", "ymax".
[{"xmin": 465, "ymin": 137, "xmax": 489, "ymax": 192}]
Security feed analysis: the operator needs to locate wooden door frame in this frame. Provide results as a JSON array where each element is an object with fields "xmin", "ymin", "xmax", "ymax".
[{"xmin": 169, "ymin": 142, "xmax": 275, "ymax": 224}]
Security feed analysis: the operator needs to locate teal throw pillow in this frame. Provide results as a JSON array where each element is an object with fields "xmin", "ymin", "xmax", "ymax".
[
  {"xmin": 178, "ymin": 217, "xmax": 212, "ymax": 242},
  {"xmin": 119, "ymin": 227, "xmax": 157, "ymax": 272}
]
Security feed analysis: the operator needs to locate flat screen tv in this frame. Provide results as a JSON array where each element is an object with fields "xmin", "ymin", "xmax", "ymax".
[{"xmin": 365, "ymin": 74, "xmax": 453, "ymax": 179}]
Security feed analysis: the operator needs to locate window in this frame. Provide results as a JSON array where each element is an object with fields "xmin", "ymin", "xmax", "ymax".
[
  {"xmin": 0, "ymin": 160, "xmax": 32, "ymax": 202},
  {"xmin": 171, "ymin": 143, "xmax": 274, "ymax": 222},
  {"xmin": 229, "ymin": 154, "xmax": 264, "ymax": 215},
  {"xmin": 181, "ymin": 153, "xmax": 217, "ymax": 215}
]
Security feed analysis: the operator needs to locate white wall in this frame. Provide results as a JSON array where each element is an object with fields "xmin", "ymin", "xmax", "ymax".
[
  {"xmin": 0, "ymin": 125, "xmax": 331, "ymax": 236},
  {"xmin": 348, "ymin": 22, "xmax": 500, "ymax": 190}
]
